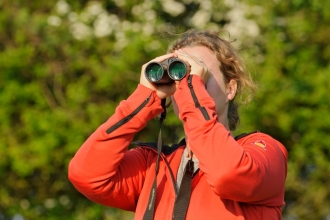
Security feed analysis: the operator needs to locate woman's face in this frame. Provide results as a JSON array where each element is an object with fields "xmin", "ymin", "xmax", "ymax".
[{"xmin": 172, "ymin": 46, "xmax": 236, "ymax": 128}]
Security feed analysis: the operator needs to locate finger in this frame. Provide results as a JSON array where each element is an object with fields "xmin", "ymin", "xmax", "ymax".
[
  {"xmin": 175, "ymin": 50, "xmax": 206, "ymax": 73},
  {"xmin": 148, "ymin": 53, "xmax": 177, "ymax": 64},
  {"xmin": 175, "ymin": 50, "xmax": 210, "ymax": 82},
  {"xmin": 141, "ymin": 53, "xmax": 177, "ymax": 74},
  {"xmin": 176, "ymin": 49, "xmax": 204, "ymax": 65}
]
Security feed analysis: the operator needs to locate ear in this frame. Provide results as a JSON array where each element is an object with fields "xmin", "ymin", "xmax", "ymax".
[{"xmin": 226, "ymin": 79, "xmax": 237, "ymax": 101}]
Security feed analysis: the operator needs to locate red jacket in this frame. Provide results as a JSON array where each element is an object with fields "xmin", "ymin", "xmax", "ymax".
[{"xmin": 69, "ymin": 75, "xmax": 288, "ymax": 220}]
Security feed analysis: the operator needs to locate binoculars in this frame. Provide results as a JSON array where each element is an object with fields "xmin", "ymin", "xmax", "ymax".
[{"xmin": 144, "ymin": 58, "xmax": 188, "ymax": 84}]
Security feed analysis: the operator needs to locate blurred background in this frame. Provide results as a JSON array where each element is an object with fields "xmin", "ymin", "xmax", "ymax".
[{"xmin": 0, "ymin": 0, "xmax": 330, "ymax": 219}]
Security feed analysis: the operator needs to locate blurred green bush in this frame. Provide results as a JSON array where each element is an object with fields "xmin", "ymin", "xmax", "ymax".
[{"xmin": 0, "ymin": 0, "xmax": 329, "ymax": 219}]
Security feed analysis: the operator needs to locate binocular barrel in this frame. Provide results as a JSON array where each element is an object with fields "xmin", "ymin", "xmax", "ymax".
[{"xmin": 144, "ymin": 58, "xmax": 188, "ymax": 84}]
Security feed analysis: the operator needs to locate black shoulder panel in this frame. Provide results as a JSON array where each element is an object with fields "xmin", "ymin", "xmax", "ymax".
[
  {"xmin": 234, "ymin": 130, "xmax": 260, "ymax": 141},
  {"xmin": 132, "ymin": 138, "xmax": 186, "ymax": 156}
]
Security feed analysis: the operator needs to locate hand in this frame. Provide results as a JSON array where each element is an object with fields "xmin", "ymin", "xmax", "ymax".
[
  {"xmin": 175, "ymin": 49, "xmax": 210, "ymax": 83},
  {"xmin": 140, "ymin": 53, "xmax": 178, "ymax": 99}
]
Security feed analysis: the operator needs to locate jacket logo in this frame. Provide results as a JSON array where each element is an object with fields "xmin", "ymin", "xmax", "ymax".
[{"xmin": 254, "ymin": 140, "xmax": 266, "ymax": 150}]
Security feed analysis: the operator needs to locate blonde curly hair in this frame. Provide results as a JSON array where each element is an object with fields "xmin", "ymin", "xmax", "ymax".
[{"xmin": 168, "ymin": 29, "xmax": 257, "ymax": 130}]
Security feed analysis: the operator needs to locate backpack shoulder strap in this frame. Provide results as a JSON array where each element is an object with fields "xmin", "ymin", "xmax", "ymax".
[{"xmin": 234, "ymin": 130, "xmax": 260, "ymax": 141}]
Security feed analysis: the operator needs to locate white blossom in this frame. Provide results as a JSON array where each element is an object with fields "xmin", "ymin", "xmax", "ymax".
[
  {"xmin": 114, "ymin": 32, "xmax": 128, "ymax": 51},
  {"xmin": 94, "ymin": 13, "xmax": 113, "ymax": 37},
  {"xmin": 20, "ymin": 199, "xmax": 30, "ymax": 210},
  {"xmin": 68, "ymin": 12, "xmax": 78, "ymax": 22},
  {"xmin": 121, "ymin": 21, "xmax": 132, "ymax": 31},
  {"xmin": 161, "ymin": 0, "xmax": 186, "ymax": 17},
  {"xmin": 200, "ymin": 0, "xmax": 212, "ymax": 10},
  {"xmin": 56, "ymin": 0, "xmax": 71, "ymax": 15},
  {"xmin": 47, "ymin": 15, "xmax": 61, "ymax": 26},
  {"xmin": 132, "ymin": 5, "xmax": 143, "ymax": 17},
  {"xmin": 70, "ymin": 22, "xmax": 92, "ymax": 40},
  {"xmin": 190, "ymin": 10, "xmax": 211, "ymax": 28},
  {"xmin": 86, "ymin": 1, "xmax": 104, "ymax": 16},
  {"xmin": 44, "ymin": 198, "xmax": 56, "ymax": 209},
  {"xmin": 131, "ymin": 22, "xmax": 141, "ymax": 32},
  {"xmin": 142, "ymin": 23, "xmax": 154, "ymax": 36},
  {"xmin": 59, "ymin": 195, "xmax": 71, "ymax": 206},
  {"xmin": 224, "ymin": 5, "xmax": 260, "ymax": 38},
  {"xmin": 145, "ymin": 10, "xmax": 156, "ymax": 21},
  {"xmin": 114, "ymin": 0, "xmax": 126, "ymax": 7}
]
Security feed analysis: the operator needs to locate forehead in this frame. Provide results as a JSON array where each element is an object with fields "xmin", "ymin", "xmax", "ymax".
[{"xmin": 181, "ymin": 46, "xmax": 220, "ymax": 73}]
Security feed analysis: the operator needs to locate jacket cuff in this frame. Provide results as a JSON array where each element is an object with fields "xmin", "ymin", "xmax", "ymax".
[
  {"xmin": 123, "ymin": 83, "xmax": 163, "ymax": 121},
  {"xmin": 174, "ymin": 75, "xmax": 214, "ymax": 111}
]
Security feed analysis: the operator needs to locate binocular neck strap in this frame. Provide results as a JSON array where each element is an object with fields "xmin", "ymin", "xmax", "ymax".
[
  {"xmin": 143, "ymin": 98, "xmax": 194, "ymax": 220},
  {"xmin": 142, "ymin": 98, "xmax": 166, "ymax": 220},
  {"xmin": 172, "ymin": 152, "xmax": 194, "ymax": 220}
]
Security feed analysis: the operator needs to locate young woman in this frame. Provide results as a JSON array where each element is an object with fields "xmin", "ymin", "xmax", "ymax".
[{"xmin": 69, "ymin": 29, "xmax": 288, "ymax": 220}]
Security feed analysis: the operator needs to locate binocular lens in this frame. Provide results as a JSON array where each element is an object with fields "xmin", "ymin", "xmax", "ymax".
[
  {"xmin": 169, "ymin": 61, "xmax": 186, "ymax": 80},
  {"xmin": 145, "ymin": 63, "xmax": 163, "ymax": 82},
  {"xmin": 144, "ymin": 58, "xmax": 187, "ymax": 83}
]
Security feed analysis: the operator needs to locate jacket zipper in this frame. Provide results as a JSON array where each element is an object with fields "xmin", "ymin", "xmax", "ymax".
[
  {"xmin": 106, "ymin": 94, "xmax": 152, "ymax": 134},
  {"xmin": 187, "ymin": 75, "xmax": 210, "ymax": 120}
]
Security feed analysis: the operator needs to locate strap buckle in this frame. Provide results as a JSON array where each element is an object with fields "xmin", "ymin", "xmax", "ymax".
[{"xmin": 185, "ymin": 160, "xmax": 194, "ymax": 178}]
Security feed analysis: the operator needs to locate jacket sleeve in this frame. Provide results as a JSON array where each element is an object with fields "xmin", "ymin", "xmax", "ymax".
[
  {"xmin": 68, "ymin": 84, "xmax": 163, "ymax": 211},
  {"xmin": 174, "ymin": 75, "xmax": 288, "ymax": 205}
]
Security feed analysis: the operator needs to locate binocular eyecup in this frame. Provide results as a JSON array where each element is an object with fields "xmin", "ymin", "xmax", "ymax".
[{"xmin": 144, "ymin": 58, "xmax": 188, "ymax": 84}]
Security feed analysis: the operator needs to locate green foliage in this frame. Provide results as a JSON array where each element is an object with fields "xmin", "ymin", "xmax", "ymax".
[{"xmin": 0, "ymin": 0, "xmax": 329, "ymax": 219}]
